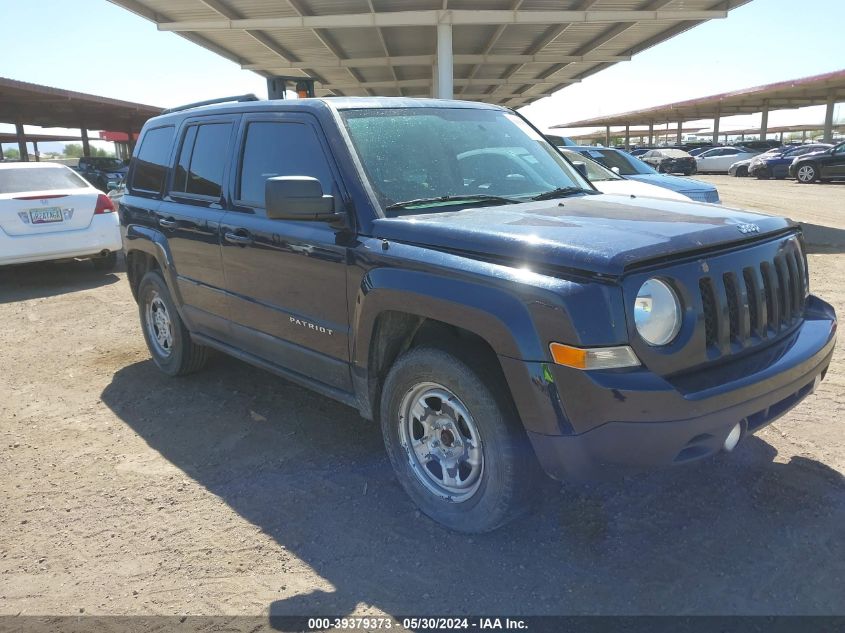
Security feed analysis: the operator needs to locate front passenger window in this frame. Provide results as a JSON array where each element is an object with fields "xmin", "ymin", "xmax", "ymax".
[{"xmin": 238, "ymin": 121, "xmax": 334, "ymax": 207}]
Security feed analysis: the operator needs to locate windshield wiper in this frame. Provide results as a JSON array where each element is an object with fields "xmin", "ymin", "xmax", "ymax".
[
  {"xmin": 385, "ymin": 194, "xmax": 521, "ymax": 211},
  {"xmin": 530, "ymin": 186, "xmax": 595, "ymax": 201}
]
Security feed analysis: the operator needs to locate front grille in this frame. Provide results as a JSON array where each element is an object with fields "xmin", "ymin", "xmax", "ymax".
[
  {"xmin": 684, "ymin": 190, "xmax": 720, "ymax": 203},
  {"xmin": 699, "ymin": 240, "xmax": 806, "ymax": 357}
]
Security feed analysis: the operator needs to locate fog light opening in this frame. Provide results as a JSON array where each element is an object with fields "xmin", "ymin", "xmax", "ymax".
[{"xmin": 723, "ymin": 422, "xmax": 742, "ymax": 452}]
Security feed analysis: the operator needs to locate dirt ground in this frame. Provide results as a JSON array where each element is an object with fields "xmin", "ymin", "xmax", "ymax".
[{"xmin": 1, "ymin": 182, "xmax": 844, "ymax": 619}]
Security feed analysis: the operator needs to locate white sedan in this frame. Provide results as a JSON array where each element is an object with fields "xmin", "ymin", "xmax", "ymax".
[
  {"xmin": 0, "ymin": 162, "xmax": 121, "ymax": 269},
  {"xmin": 695, "ymin": 146, "xmax": 760, "ymax": 173},
  {"xmin": 560, "ymin": 149, "xmax": 691, "ymax": 201}
]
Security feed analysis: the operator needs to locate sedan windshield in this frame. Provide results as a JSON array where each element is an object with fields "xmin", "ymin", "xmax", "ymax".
[
  {"xmin": 560, "ymin": 149, "xmax": 621, "ymax": 181},
  {"xmin": 340, "ymin": 108, "xmax": 592, "ymax": 215},
  {"xmin": 576, "ymin": 148, "xmax": 657, "ymax": 176}
]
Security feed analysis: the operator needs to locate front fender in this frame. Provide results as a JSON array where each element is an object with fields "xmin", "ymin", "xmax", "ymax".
[{"xmin": 352, "ymin": 266, "xmax": 543, "ymax": 368}]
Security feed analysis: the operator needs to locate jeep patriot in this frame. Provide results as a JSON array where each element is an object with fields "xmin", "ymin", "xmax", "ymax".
[{"xmin": 120, "ymin": 96, "xmax": 837, "ymax": 532}]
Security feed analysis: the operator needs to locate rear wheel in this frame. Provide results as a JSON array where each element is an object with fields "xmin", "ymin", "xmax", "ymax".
[
  {"xmin": 138, "ymin": 271, "xmax": 209, "ymax": 376},
  {"xmin": 796, "ymin": 163, "xmax": 818, "ymax": 183},
  {"xmin": 92, "ymin": 251, "xmax": 117, "ymax": 271},
  {"xmin": 380, "ymin": 346, "xmax": 540, "ymax": 533}
]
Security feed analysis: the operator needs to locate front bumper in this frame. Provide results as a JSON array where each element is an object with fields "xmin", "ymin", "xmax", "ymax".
[{"xmin": 503, "ymin": 296, "xmax": 836, "ymax": 480}]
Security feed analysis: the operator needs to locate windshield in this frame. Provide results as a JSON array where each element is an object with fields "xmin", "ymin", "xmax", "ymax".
[
  {"xmin": 340, "ymin": 108, "xmax": 591, "ymax": 215},
  {"xmin": 576, "ymin": 148, "xmax": 657, "ymax": 175},
  {"xmin": 87, "ymin": 158, "xmax": 124, "ymax": 171},
  {"xmin": 560, "ymin": 149, "xmax": 620, "ymax": 181}
]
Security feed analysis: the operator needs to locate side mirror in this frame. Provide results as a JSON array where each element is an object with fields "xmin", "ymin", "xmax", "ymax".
[
  {"xmin": 610, "ymin": 166, "xmax": 621, "ymax": 175},
  {"xmin": 572, "ymin": 161, "xmax": 588, "ymax": 178},
  {"xmin": 265, "ymin": 176, "xmax": 335, "ymax": 220}
]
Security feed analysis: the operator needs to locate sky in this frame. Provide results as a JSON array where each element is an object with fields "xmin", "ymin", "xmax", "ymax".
[{"xmin": 1, "ymin": 0, "xmax": 844, "ymax": 153}]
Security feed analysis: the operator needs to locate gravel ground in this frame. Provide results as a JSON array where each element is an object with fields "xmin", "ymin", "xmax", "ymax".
[
  {"xmin": 1, "ymin": 184, "xmax": 844, "ymax": 619},
  {"xmin": 695, "ymin": 175, "xmax": 845, "ymax": 248}
]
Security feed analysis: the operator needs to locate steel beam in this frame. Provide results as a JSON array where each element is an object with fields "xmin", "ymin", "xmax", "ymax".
[
  {"xmin": 158, "ymin": 10, "xmax": 728, "ymax": 31},
  {"xmin": 823, "ymin": 95, "xmax": 836, "ymax": 143},
  {"xmin": 15, "ymin": 122, "xmax": 28, "ymax": 161},
  {"xmin": 436, "ymin": 23, "xmax": 453, "ymax": 99}
]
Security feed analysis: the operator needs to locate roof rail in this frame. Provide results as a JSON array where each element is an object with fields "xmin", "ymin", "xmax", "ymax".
[{"xmin": 161, "ymin": 94, "xmax": 260, "ymax": 115}]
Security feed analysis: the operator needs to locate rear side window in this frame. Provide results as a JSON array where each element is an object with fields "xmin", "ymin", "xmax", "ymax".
[
  {"xmin": 238, "ymin": 121, "xmax": 333, "ymax": 206},
  {"xmin": 0, "ymin": 166, "xmax": 88, "ymax": 194},
  {"xmin": 171, "ymin": 123, "xmax": 232, "ymax": 198},
  {"xmin": 131, "ymin": 126, "xmax": 175, "ymax": 193}
]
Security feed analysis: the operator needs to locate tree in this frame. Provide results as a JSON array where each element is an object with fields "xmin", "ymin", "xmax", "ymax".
[
  {"xmin": 63, "ymin": 143, "xmax": 84, "ymax": 157},
  {"xmin": 3, "ymin": 148, "xmax": 20, "ymax": 160}
]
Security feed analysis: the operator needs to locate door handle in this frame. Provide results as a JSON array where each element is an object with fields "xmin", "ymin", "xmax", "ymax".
[
  {"xmin": 224, "ymin": 231, "xmax": 254, "ymax": 246},
  {"xmin": 158, "ymin": 218, "xmax": 177, "ymax": 229}
]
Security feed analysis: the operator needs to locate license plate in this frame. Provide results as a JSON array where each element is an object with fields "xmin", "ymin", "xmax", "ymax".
[{"xmin": 29, "ymin": 207, "xmax": 63, "ymax": 224}]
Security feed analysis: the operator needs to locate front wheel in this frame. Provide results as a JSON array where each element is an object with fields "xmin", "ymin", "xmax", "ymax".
[
  {"xmin": 380, "ymin": 347, "xmax": 540, "ymax": 533},
  {"xmin": 138, "ymin": 271, "xmax": 209, "ymax": 376},
  {"xmin": 796, "ymin": 164, "xmax": 818, "ymax": 183}
]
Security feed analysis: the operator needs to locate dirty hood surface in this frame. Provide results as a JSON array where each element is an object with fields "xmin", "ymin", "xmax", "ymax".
[{"xmin": 372, "ymin": 194, "xmax": 795, "ymax": 276}]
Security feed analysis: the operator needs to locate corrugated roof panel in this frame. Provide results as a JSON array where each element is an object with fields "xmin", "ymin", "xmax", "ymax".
[{"xmin": 107, "ymin": 0, "xmax": 750, "ymax": 107}]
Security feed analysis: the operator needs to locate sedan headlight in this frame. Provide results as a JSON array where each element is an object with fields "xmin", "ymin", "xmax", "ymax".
[{"xmin": 634, "ymin": 278, "xmax": 681, "ymax": 346}]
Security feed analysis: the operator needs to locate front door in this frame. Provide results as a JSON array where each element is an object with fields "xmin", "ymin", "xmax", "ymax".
[
  {"xmin": 821, "ymin": 143, "xmax": 845, "ymax": 178},
  {"xmin": 219, "ymin": 113, "xmax": 352, "ymax": 392},
  {"xmin": 155, "ymin": 116, "xmax": 239, "ymax": 338}
]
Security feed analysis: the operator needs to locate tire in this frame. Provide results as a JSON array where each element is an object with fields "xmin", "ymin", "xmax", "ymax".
[
  {"xmin": 755, "ymin": 168, "xmax": 770, "ymax": 180},
  {"xmin": 137, "ymin": 270, "xmax": 209, "ymax": 376},
  {"xmin": 795, "ymin": 163, "xmax": 818, "ymax": 184},
  {"xmin": 92, "ymin": 251, "xmax": 117, "ymax": 271},
  {"xmin": 737, "ymin": 166, "xmax": 748, "ymax": 177},
  {"xmin": 380, "ymin": 346, "xmax": 540, "ymax": 533}
]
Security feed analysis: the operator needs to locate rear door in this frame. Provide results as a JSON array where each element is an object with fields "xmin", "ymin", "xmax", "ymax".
[
  {"xmin": 155, "ymin": 115, "xmax": 239, "ymax": 337},
  {"xmin": 219, "ymin": 112, "xmax": 352, "ymax": 392},
  {"xmin": 0, "ymin": 166, "xmax": 99, "ymax": 236}
]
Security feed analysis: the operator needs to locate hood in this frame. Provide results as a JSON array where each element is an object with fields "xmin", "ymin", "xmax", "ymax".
[
  {"xmin": 591, "ymin": 179, "xmax": 690, "ymax": 202},
  {"xmin": 625, "ymin": 173, "xmax": 716, "ymax": 194},
  {"xmin": 372, "ymin": 195, "xmax": 794, "ymax": 277}
]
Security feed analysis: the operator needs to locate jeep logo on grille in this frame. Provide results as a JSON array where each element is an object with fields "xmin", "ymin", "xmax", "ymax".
[{"xmin": 737, "ymin": 223, "xmax": 760, "ymax": 234}]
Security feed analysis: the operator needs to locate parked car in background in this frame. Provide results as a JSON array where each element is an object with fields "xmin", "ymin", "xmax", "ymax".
[
  {"xmin": 749, "ymin": 143, "xmax": 833, "ymax": 179},
  {"xmin": 0, "ymin": 162, "xmax": 120, "ymax": 269},
  {"xmin": 740, "ymin": 139, "xmax": 782, "ymax": 151},
  {"xmin": 568, "ymin": 146, "xmax": 720, "ymax": 203},
  {"xmin": 688, "ymin": 146, "xmax": 712, "ymax": 157},
  {"xmin": 629, "ymin": 148, "xmax": 650, "ymax": 156},
  {"xmin": 640, "ymin": 148, "xmax": 697, "ymax": 175},
  {"xmin": 75, "ymin": 156, "xmax": 128, "ymax": 192},
  {"xmin": 789, "ymin": 141, "xmax": 845, "ymax": 183},
  {"xmin": 559, "ymin": 149, "xmax": 691, "ymax": 201},
  {"xmin": 542, "ymin": 132, "xmax": 576, "ymax": 147},
  {"xmin": 695, "ymin": 146, "xmax": 760, "ymax": 173}
]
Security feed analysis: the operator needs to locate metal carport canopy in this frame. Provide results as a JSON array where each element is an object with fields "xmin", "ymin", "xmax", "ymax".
[
  {"xmin": 0, "ymin": 76, "xmax": 162, "ymax": 160},
  {"xmin": 551, "ymin": 69, "xmax": 845, "ymax": 141},
  {"xmin": 107, "ymin": 0, "xmax": 749, "ymax": 108}
]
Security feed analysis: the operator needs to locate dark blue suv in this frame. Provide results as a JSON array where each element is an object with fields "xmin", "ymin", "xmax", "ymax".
[{"xmin": 119, "ymin": 97, "xmax": 836, "ymax": 532}]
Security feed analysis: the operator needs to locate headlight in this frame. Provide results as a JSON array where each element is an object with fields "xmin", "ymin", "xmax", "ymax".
[{"xmin": 634, "ymin": 278, "xmax": 681, "ymax": 346}]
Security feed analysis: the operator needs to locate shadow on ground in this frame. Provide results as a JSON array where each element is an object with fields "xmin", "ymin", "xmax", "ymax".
[
  {"xmin": 0, "ymin": 257, "xmax": 123, "ymax": 303},
  {"xmin": 100, "ymin": 357, "xmax": 845, "ymax": 617}
]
